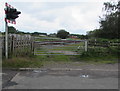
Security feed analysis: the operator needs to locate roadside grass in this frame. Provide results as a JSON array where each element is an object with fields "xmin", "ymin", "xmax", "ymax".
[
  {"xmin": 2, "ymin": 55, "xmax": 72, "ymax": 68},
  {"xmin": 36, "ymin": 55, "xmax": 71, "ymax": 62},
  {"xmin": 3, "ymin": 54, "xmax": 118, "ymax": 68},
  {"xmin": 2, "ymin": 56, "xmax": 44, "ymax": 68},
  {"xmin": 73, "ymin": 54, "xmax": 118, "ymax": 64}
]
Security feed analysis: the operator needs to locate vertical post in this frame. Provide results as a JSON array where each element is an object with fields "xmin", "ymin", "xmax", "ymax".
[
  {"xmin": 12, "ymin": 35, "xmax": 14, "ymax": 56},
  {"xmin": 32, "ymin": 37, "xmax": 35, "ymax": 55},
  {"xmin": 85, "ymin": 40, "xmax": 87, "ymax": 52},
  {"xmin": 5, "ymin": 21, "xmax": 8, "ymax": 59}
]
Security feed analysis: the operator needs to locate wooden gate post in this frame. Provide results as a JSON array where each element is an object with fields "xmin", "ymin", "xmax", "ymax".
[{"xmin": 85, "ymin": 40, "xmax": 88, "ymax": 52}]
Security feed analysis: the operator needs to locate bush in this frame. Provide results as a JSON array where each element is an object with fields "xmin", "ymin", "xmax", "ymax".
[
  {"xmin": 81, "ymin": 48, "xmax": 104, "ymax": 57},
  {"xmin": 81, "ymin": 46, "xmax": 119, "ymax": 58}
]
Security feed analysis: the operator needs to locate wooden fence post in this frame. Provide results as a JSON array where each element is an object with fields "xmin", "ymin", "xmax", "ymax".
[
  {"xmin": 11, "ymin": 35, "xmax": 14, "ymax": 56},
  {"xmin": 85, "ymin": 40, "xmax": 88, "ymax": 52},
  {"xmin": 31, "ymin": 37, "xmax": 34, "ymax": 54}
]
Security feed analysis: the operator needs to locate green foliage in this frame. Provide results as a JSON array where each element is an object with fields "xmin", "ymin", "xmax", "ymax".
[
  {"xmin": 87, "ymin": 1, "xmax": 119, "ymax": 39},
  {"xmin": 80, "ymin": 46, "xmax": 119, "ymax": 58},
  {"xmin": 51, "ymin": 55, "xmax": 70, "ymax": 62},
  {"xmin": 87, "ymin": 29, "xmax": 102, "ymax": 38},
  {"xmin": 69, "ymin": 34, "xmax": 88, "ymax": 39},
  {"xmin": 78, "ymin": 54, "xmax": 118, "ymax": 64},
  {"xmin": 2, "ymin": 55, "xmax": 73, "ymax": 68},
  {"xmin": 8, "ymin": 26, "xmax": 25, "ymax": 34},
  {"xmin": 87, "ymin": 38, "xmax": 120, "ymax": 56},
  {"xmin": 81, "ymin": 48, "xmax": 107, "ymax": 57},
  {"xmin": 57, "ymin": 29, "xmax": 69, "ymax": 39},
  {"xmin": 79, "ymin": 48, "xmax": 118, "ymax": 64},
  {"xmin": 99, "ymin": 1, "xmax": 119, "ymax": 39},
  {"xmin": 79, "ymin": 38, "xmax": 119, "ymax": 63},
  {"xmin": 8, "ymin": 26, "xmax": 17, "ymax": 33},
  {"xmin": 48, "ymin": 33, "xmax": 57, "ymax": 37},
  {"xmin": 31, "ymin": 32, "xmax": 47, "ymax": 36}
]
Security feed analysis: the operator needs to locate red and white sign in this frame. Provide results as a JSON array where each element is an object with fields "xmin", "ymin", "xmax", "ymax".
[{"xmin": 5, "ymin": 2, "xmax": 16, "ymax": 24}]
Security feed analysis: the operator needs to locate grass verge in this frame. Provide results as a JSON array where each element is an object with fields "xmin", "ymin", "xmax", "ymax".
[
  {"xmin": 2, "ymin": 55, "xmax": 72, "ymax": 68},
  {"xmin": 74, "ymin": 54, "xmax": 118, "ymax": 64},
  {"xmin": 2, "ymin": 54, "xmax": 118, "ymax": 68},
  {"xmin": 2, "ymin": 56, "xmax": 43, "ymax": 68}
]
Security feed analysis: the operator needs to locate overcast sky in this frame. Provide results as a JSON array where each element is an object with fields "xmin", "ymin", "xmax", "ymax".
[{"xmin": 0, "ymin": 0, "xmax": 113, "ymax": 35}]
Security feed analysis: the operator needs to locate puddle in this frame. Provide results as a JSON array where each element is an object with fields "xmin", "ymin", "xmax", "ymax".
[
  {"xmin": 5, "ymin": 81, "xmax": 18, "ymax": 87},
  {"xmin": 33, "ymin": 70, "xmax": 47, "ymax": 73},
  {"xmin": 80, "ymin": 75, "xmax": 89, "ymax": 78}
]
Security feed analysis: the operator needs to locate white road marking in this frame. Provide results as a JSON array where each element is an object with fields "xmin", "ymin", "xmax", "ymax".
[
  {"xmin": 11, "ymin": 73, "xmax": 20, "ymax": 81},
  {"xmin": 90, "ymin": 69, "xmax": 118, "ymax": 71}
]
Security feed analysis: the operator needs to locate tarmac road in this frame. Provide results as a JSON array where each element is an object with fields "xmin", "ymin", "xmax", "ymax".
[{"xmin": 2, "ymin": 63, "xmax": 118, "ymax": 89}]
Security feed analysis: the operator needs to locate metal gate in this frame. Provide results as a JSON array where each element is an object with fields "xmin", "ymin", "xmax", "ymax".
[{"xmin": 34, "ymin": 37, "xmax": 86, "ymax": 55}]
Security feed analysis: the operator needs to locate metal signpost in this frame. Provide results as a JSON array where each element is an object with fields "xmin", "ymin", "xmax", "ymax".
[
  {"xmin": 4, "ymin": 2, "xmax": 21, "ymax": 59},
  {"xmin": 5, "ymin": 20, "xmax": 8, "ymax": 59}
]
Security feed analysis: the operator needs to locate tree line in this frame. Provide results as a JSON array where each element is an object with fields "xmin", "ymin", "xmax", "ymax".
[{"xmin": 1, "ymin": 26, "xmax": 88, "ymax": 39}]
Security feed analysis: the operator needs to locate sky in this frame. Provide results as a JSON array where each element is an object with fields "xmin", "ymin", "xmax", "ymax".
[{"xmin": 0, "ymin": 0, "xmax": 114, "ymax": 35}]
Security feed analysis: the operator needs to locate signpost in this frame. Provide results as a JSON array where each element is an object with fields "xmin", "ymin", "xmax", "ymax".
[
  {"xmin": 5, "ymin": 20, "xmax": 8, "ymax": 59},
  {"xmin": 4, "ymin": 2, "xmax": 21, "ymax": 59}
]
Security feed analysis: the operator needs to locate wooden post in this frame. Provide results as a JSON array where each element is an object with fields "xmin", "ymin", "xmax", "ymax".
[
  {"xmin": 32, "ymin": 37, "xmax": 35, "ymax": 55},
  {"xmin": 85, "ymin": 40, "xmax": 88, "ymax": 52},
  {"xmin": 11, "ymin": 35, "xmax": 14, "ymax": 56}
]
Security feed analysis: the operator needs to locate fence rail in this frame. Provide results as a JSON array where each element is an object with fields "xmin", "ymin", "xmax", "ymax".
[
  {"xmin": 88, "ymin": 40, "xmax": 120, "ymax": 47},
  {"xmin": 87, "ymin": 39, "xmax": 120, "ymax": 55}
]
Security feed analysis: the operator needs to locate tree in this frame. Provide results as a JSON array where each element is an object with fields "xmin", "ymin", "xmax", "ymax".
[
  {"xmin": 87, "ymin": 1, "xmax": 119, "ymax": 39},
  {"xmin": 48, "ymin": 33, "xmax": 56, "ymax": 37},
  {"xmin": 70, "ymin": 34, "xmax": 88, "ymax": 39},
  {"xmin": 8, "ymin": 26, "xmax": 17, "ymax": 33},
  {"xmin": 31, "ymin": 32, "xmax": 47, "ymax": 36},
  {"xmin": 99, "ymin": 1, "xmax": 119, "ymax": 39},
  {"xmin": 57, "ymin": 29, "xmax": 69, "ymax": 39},
  {"xmin": 87, "ymin": 29, "xmax": 102, "ymax": 38}
]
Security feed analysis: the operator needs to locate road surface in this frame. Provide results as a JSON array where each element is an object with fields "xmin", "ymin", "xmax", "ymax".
[{"xmin": 2, "ymin": 63, "xmax": 118, "ymax": 89}]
